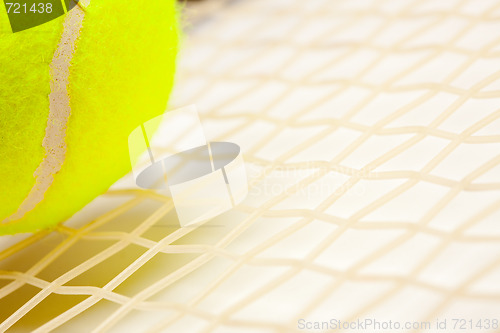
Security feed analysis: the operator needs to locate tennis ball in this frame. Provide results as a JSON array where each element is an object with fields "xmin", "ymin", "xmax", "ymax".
[{"xmin": 0, "ymin": 0, "xmax": 180, "ymax": 234}]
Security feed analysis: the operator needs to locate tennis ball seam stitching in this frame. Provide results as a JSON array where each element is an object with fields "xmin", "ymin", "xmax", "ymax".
[{"xmin": 1, "ymin": 4, "xmax": 87, "ymax": 225}]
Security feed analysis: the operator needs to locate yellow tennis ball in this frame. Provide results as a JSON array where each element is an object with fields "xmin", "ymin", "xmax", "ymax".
[{"xmin": 0, "ymin": 0, "xmax": 180, "ymax": 234}]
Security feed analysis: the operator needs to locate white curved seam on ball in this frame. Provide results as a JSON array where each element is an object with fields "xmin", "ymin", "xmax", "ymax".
[{"xmin": 1, "ymin": 6, "xmax": 87, "ymax": 224}]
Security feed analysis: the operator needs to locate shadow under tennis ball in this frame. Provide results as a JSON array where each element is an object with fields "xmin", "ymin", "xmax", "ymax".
[
  {"xmin": 1, "ymin": 287, "xmax": 88, "ymax": 332},
  {"xmin": 0, "ymin": 231, "xmax": 200, "ymax": 329},
  {"xmin": 0, "ymin": 209, "xmax": 239, "ymax": 326}
]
